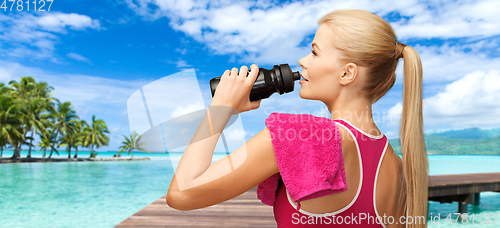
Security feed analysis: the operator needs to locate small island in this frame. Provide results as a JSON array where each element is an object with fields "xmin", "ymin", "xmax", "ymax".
[
  {"xmin": 0, "ymin": 156, "xmax": 150, "ymax": 163},
  {"xmin": 1, "ymin": 77, "xmax": 150, "ymax": 163}
]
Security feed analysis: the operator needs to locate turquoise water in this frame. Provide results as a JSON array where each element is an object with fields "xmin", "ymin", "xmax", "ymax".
[{"xmin": 1, "ymin": 151, "xmax": 499, "ymax": 227}]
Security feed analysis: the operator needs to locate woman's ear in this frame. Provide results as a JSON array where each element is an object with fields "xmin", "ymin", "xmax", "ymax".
[{"xmin": 339, "ymin": 63, "xmax": 357, "ymax": 86}]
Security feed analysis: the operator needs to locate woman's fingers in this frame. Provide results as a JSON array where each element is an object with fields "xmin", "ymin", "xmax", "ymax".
[
  {"xmin": 214, "ymin": 64, "xmax": 261, "ymax": 113},
  {"xmin": 250, "ymin": 99, "xmax": 261, "ymax": 110},
  {"xmin": 246, "ymin": 64, "xmax": 259, "ymax": 87},
  {"xmin": 239, "ymin": 65, "xmax": 249, "ymax": 79},
  {"xmin": 231, "ymin": 67, "xmax": 239, "ymax": 79},
  {"xmin": 220, "ymin": 70, "xmax": 230, "ymax": 83}
]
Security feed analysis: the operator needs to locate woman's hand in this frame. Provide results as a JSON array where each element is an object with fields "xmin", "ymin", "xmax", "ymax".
[{"xmin": 210, "ymin": 64, "xmax": 262, "ymax": 113}]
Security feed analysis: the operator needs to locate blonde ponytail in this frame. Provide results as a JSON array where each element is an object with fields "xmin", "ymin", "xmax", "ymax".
[{"xmin": 399, "ymin": 44, "xmax": 428, "ymax": 228}]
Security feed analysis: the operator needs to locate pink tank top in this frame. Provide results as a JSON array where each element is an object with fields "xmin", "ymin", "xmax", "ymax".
[{"xmin": 273, "ymin": 119, "xmax": 389, "ymax": 227}]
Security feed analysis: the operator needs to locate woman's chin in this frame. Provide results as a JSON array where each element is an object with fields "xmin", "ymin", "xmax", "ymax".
[
  {"xmin": 298, "ymin": 90, "xmax": 311, "ymax": 100},
  {"xmin": 299, "ymin": 92, "xmax": 319, "ymax": 101}
]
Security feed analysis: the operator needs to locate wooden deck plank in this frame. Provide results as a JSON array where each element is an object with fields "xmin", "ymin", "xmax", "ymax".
[
  {"xmin": 116, "ymin": 173, "xmax": 500, "ymax": 227},
  {"xmin": 429, "ymin": 172, "xmax": 500, "ymax": 186},
  {"xmin": 115, "ymin": 186, "xmax": 277, "ymax": 228},
  {"xmin": 428, "ymin": 172, "xmax": 500, "ymax": 197}
]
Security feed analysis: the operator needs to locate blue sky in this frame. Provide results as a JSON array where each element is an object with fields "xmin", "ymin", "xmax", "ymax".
[{"xmin": 1, "ymin": 0, "xmax": 500, "ymax": 152}]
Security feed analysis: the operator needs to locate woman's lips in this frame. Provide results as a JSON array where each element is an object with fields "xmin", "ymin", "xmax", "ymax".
[{"xmin": 300, "ymin": 75, "xmax": 308, "ymax": 84}]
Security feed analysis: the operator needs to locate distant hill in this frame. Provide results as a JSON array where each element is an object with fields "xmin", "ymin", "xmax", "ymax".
[
  {"xmin": 428, "ymin": 127, "xmax": 500, "ymax": 140},
  {"xmin": 389, "ymin": 127, "xmax": 500, "ymax": 155}
]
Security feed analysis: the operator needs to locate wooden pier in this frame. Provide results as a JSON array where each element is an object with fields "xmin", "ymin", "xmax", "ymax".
[
  {"xmin": 115, "ymin": 186, "xmax": 276, "ymax": 227},
  {"xmin": 428, "ymin": 172, "xmax": 500, "ymax": 214},
  {"xmin": 115, "ymin": 172, "xmax": 500, "ymax": 227}
]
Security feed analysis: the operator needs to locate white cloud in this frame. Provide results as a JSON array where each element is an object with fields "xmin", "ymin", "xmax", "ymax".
[
  {"xmin": 386, "ymin": 70, "xmax": 500, "ymax": 135},
  {"xmin": 161, "ymin": 59, "xmax": 193, "ymax": 70},
  {"xmin": 124, "ymin": 0, "xmax": 336, "ymax": 64},
  {"xmin": 387, "ymin": 102, "xmax": 402, "ymax": 121},
  {"xmin": 175, "ymin": 60, "xmax": 191, "ymax": 68},
  {"xmin": 124, "ymin": 0, "xmax": 500, "ymax": 65},
  {"xmin": 0, "ymin": 12, "xmax": 100, "ymax": 61},
  {"xmin": 224, "ymin": 128, "xmax": 250, "ymax": 141},
  {"xmin": 424, "ymin": 70, "xmax": 500, "ymax": 127},
  {"xmin": 406, "ymin": 43, "xmax": 500, "ymax": 84},
  {"xmin": 37, "ymin": 12, "xmax": 101, "ymax": 33},
  {"xmin": 66, "ymin": 53, "xmax": 92, "ymax": 64},
  {"xmin": 175, "ymin": 48, "xmax": 188, "ymax": 55},
  {"xmin": 170, "ymin": 101, "xmax": 205, "ymax": 119},
  {"xmin": 0, "ymin": 62, "xmax": 22, "ymax": 82},
  {"xmin": 392, "ymin": 0, "xmax": 500, "ymax": 40}
]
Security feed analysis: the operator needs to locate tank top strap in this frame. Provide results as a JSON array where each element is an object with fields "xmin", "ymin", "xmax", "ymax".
[{"xmin": 332, "ymin": 119, "xmax": 388, "ymax": 211}]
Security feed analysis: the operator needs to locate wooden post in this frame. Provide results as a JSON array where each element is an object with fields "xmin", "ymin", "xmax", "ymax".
[
  {"xmin": 472, "ymin": 193, "xmax": 480, "ymax": 205},
  {"xmin": 458, "ymin": 201, "xmax": 468, "ymax": 214}
]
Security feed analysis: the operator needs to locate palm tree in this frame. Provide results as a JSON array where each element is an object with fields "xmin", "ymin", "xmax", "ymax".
[
  {"xmin": 59, "ymin": 118, "xmax": 81, "ymax": 158},
  {"xmin": 8, "ymin": 77, "xmax": 36, "ymax": 102},
  {"xmin": 37, "ymin": 129, "xmax": 59, "ymax": 158},
  {"xmin": 32, "ymin": 81, "xmax": 57, "ymax": 101},
  {"xmin": 81, "ymin": 115, "xmax": 110, "ymax": 158},
  {"xmin": 0, "ymin": 93, "xmax": 15, "ymax": 157},
  {"xmin": 7, "ymin": 77, "xmax": 36, "ymax": 158},
  {"xmin": 23, "ymin": 97, "xmax": 53, "ymax": 158},
  {"xmin": 0, "ymin": 134, "xmax": 13, "ymax": 157},
  {"xmin": 0, "ymin": 135, "xmax": 5, "ymax": 157},
  {"xmin": 0, "ymin": 95, "xmax": 24, "ymax": 159},
  {"xmin": 6, "ymin": 77, "xmax": 56, "ymax": 159},
  {"xmin": 25, "ymin": 81, "xmax": 57, "ymax": 158},
  {"xmin": 0, "ymin": 84, "xmax": 8, "ymax": 157},
  {"xmin": 48, "ymin": 101, "xmax": 78, "ymax": 158},
  {"xmin": 118, "ymin": 130, "xmax": 148, "ymax": 158},
  {"xmin": 0, "ymin": 82, "xmax": 9, "ymax": 94},
  {"xmin": 73, "ymin": 119, "xmax": 86, "ymax": 158}
]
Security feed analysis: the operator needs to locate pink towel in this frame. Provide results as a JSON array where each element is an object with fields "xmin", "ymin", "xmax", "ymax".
[{"xmin": 257, "ymin": 112, "xmax": 347, "ymax": 209}]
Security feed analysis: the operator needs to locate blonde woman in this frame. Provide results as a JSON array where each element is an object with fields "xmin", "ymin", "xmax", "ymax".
[{"xmin": 167, "ymin": 9, "xmax": 428, "ymax": 228}]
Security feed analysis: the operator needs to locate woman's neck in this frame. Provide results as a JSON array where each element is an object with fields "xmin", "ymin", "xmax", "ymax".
[{"xmin": 324, "ymin": 96, "xmax": 380, "ymax": 135}]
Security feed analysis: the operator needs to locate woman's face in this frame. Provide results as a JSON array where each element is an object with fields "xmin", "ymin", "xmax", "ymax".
[{"xmin": 298, "ymin": 24, "xmax": 346, "ymax": 103}]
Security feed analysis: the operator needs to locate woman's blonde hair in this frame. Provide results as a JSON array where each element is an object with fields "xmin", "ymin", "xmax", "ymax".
[{"xmin": 319, "ymin": 10, "xmax": 428, "ymax": 227}]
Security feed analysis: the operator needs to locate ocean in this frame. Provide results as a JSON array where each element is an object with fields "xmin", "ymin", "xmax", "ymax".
[{"xmin": 0, "ymin": 151, "xmax": 499, "ymax": 227}]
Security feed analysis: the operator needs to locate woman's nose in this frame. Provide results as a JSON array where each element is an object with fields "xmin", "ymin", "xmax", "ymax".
[{"xmin": 298, "ymin": 56, "xmax": 306, "ymax": 69}]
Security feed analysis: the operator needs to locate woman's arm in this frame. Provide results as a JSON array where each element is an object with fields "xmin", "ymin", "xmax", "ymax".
[
  {"xmin": 166, "ymin": 65, "xmax": 279, "ymax": 210},
  {"xmin": 166, "ymin": 126, "xmax": 278, "ymax": 210}
]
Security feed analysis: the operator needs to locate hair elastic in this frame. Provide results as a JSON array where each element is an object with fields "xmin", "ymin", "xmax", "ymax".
[{"xmin": 396, "ymin": 42, "xmax": 407, "ymax": 59}]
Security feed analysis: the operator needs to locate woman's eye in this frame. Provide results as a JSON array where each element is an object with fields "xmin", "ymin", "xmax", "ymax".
[{"xmin": 311, "ymin": 50, "xmax": 317, "ymax": 56}]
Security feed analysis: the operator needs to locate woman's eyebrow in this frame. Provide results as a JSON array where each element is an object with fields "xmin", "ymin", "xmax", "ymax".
[{"xmin": 312, "ymin": 42, "xmax": 321, "ymax": 51}]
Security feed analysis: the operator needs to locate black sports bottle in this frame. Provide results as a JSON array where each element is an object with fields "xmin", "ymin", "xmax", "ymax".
[{"xmin": 210, "ymin": 64, "xmax": 301, "ymax": 102}]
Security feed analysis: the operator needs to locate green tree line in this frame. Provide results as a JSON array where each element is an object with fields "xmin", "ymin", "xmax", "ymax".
[
  {"xmin": 0, "ymin": 76, "xmax": 110, "ymax": 159},
  {"xmin": 389, "ymin": 135, "xmax": 500, "ymax": 155}
]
